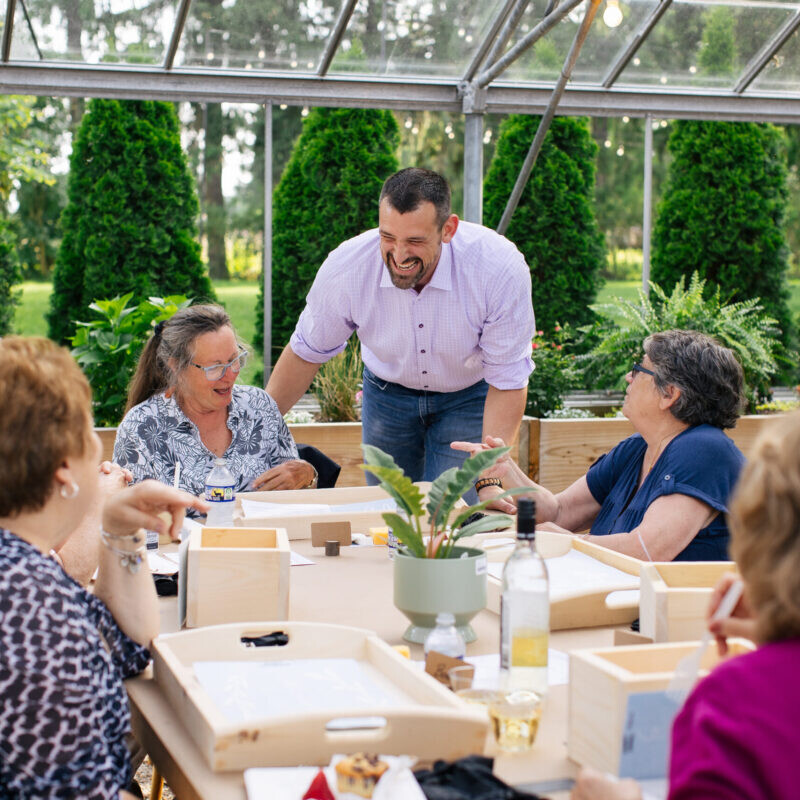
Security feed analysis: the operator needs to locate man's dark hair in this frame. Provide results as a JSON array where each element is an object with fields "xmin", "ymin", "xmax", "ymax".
[{"xmin": 379, "ymin": 168, "xmax": 451, "ymax": 227}]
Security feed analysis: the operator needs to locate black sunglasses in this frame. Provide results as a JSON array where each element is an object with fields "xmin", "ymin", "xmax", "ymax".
[{"xmin": 632, "ymin": 362, "xmax": 656, "ymax": 378}]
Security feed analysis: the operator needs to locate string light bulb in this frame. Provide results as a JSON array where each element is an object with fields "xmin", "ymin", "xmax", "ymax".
[{"xmin": 603, "ymin": 0, "xmax": 623, "ymax": 28}]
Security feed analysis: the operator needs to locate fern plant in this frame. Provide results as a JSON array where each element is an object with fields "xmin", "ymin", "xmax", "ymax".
[
  {"xmin": 362, "ymin": 445, "xmax": 527, "ymax": 558},
  {"xmin": 580, "ymin": 272, "xmax": 782, "ymax": 410}
]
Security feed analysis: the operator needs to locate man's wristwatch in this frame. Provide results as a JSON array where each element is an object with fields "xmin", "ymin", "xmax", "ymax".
[{"xmin": 304, "ymin": 463, "xmax": 319, "ymax": 489}]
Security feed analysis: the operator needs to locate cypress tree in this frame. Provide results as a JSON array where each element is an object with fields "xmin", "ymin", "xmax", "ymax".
[
  {"xmin": 0, "ymin": 220, "xmax": 20, "ymax": 336},
  {"xmin": 255, "ymin": 107, "xmax": 399, "ymax": 357},
  {"xmin": 650, "ymin": 121, "xmax": 792, "ymax": 344},
  {"xmin": 483, "ymin": 115, "xmax": 605, "ymax": 331},
  {"xmin": 48, "ymin": 99, "xmax": 213, "ymax": 343}
]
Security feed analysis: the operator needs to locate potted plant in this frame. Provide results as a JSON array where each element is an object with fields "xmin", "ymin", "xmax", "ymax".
[{"xmin": 362, "ymin": 444, "xmax": 524, "ymax": 644}]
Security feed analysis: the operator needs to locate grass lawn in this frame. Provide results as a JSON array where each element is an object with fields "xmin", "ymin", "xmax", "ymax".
[{"xmin": 14, "ymin": 278, "xmax": 800, "ymax": 371}]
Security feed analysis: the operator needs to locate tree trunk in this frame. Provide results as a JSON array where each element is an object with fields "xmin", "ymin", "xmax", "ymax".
[{"xmin": 204, "ymin": 102, "xmax": 228, "ymax": 280}]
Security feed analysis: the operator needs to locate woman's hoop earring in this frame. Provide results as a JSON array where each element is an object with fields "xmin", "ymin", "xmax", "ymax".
[{"xmin": 60, "ymin": 481, "xmax": 80, "ymax": 499}]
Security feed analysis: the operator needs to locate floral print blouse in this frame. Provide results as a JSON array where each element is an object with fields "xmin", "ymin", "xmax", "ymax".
[{"xmin": 113, "ymin": 385, "xmax": 299, "ymax": 500}]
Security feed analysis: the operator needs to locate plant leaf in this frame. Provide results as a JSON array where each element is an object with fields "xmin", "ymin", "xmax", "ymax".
[
  {"xmin": 381, "ymin": 512, "xmax": 425, "ymax": 557},
  {"xmin": 361, "ymin": 445, "xmax": 425, "ymax": 519}
]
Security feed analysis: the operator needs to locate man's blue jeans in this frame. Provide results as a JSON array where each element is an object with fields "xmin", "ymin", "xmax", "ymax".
[{"xmin": 361, "ymin": 366, "xmax": 488, "ymax": 503}]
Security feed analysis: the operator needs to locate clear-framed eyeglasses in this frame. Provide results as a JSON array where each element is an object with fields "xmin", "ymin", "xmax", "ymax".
[{"xmin": 192, "ymin": 347, "xmax": 248, "ymax": 381}]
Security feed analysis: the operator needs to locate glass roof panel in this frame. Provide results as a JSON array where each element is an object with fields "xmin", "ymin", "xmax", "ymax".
[
  {"xmin": 500, "ymin": 0, "xmax": 661, "ymax": 85},
  {"xmin": 749, "ymin": 24, "xmax": 800, "ymax": 92},
  {"xmin": 328, "ymin": 0, "xmax": 510, "ymax": 78},
  {"xmin": 174, "ymin": 0, "xmax": 338, "ymax": 72},
  {"xmin": 615, "ymin": 0, "xmax": 796, "ymax": 90},
  {"xmin": 9, "ymin": 0, "xmax": 172, "ymax": 65}
]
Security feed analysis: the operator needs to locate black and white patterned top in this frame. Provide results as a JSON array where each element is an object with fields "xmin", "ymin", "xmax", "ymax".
[
  {"xmin": 0, "ymin": 528, "xmax": 150, "ymax": 799},
  {"xmin": 113, "ymin": 385, "xmax": 299, "ymax": 500}
]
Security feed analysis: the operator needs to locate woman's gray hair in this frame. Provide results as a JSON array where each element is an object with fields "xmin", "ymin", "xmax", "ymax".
[
  {"xmin": 125, "ymin": 304, "xmax": 241, "ymax": 411},
  {"xmin": 644, "ymin": 330, "xmax": 745, "ymax": 429}
]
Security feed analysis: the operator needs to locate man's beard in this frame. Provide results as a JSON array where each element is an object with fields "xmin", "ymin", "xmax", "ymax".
[{"xmin": 385, "ymin": 252, "xmax": 430, "ymax": 290}]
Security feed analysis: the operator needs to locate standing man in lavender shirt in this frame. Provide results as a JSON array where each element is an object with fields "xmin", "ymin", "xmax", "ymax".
[{"xmin": 266, "ymin": 168, "xmax": 535, "ymax": 504}]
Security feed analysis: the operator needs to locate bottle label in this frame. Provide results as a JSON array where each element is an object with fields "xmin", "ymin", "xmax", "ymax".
[
  {"xmin": 387, "ymin": 528, "xmax": 398, "ymax": 559},
  {"xmin": 206, "ymin": 486, "xmax": 234, "ymax": 503}
]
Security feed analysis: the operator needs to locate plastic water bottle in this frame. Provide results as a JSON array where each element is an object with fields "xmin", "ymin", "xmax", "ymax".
[
  {"xmin": 500, "ymin": 498, "xmax": 549, "ymax": 696},
  {"xmin": 204, "ymin": 457, "xmax": 236, "ymax": 527},
  {"xmin": 424, "ymin": 612, "xmax": 466, "ymax": 659}
]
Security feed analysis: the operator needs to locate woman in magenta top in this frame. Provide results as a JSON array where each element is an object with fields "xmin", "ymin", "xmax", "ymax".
[{"xmin": 572, "ymin": 411, "xmax": 800, "ymax": 800}]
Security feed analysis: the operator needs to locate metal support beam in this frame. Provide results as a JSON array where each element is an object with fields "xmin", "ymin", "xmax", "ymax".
[
  {"xmin": 734, "ymin": 10, "xmax": 800, "ymax": 94},
  {"xmin": 641, "ymin": 114, "xmax": 653, "ymax": 293},
  {"xmin": 2, "ymin": 0, "xmax": 17, "ymax": 62},
  {"xmin": 602, "ymin": 0, "xmax": 672, "ymax": 89},
  {"xmin": 476, "ymin": 0, "xmax": 584, "ymax": 88},
  {"xmin": 484, "ymin": 0, "xmax": 532, "ymax": 72},
  {"xmin": 263, "ymin": 101, "xmax": 273, "ymax": 382},
  {"xmin": 462, "ymin": 0, "xmax": 519, "ymax": 83},
  {"xmin": 463, "ymin": 114, "xmax": 484, "ymax": 223},
  {"xmin": 317, "ymin": 0, "xmax": 358, "ymax": 77},
  {"xmin": 164, "ymin": 0, "xmax": 192, "ymax": 70},
  {"xmin": 497, "ymin": 0, "xmax": 602, "ymax": 235},
  {"xmin": 5, "ymin": 63, "xmax": 800, "ymax": 123}
]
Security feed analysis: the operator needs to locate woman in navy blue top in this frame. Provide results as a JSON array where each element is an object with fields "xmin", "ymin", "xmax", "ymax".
[
  {"xmin": 455, "ymin": 330, "xmax": 746, "ymax": 561},
  {"xmin": 0, "ymin": 337, "xmax": 205, "ymax": 799}
]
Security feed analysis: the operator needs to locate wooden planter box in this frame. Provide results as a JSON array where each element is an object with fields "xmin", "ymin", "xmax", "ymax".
[
  {"xmin": 185, "ymin": 526, "xmax": 290, "ymax": 629},
  {"xmin": 485, "ymin": 530, "xmax": 643, "ymax": 630},
  {"xmin": 152, "ymin": 621, "xmax": 488, "ymax": 771},
  {"xmin": 567, "ymin": 639, "xmax": 754, "ymax": 777},
  {"xmin": 639, "ymin": 561, "xmax": 737, "ymax": 643}
]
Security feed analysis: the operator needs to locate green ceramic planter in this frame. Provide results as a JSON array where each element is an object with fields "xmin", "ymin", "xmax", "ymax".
[{"xmin": 393, "ymin": 546, "xmax": 488, "ymax": 644}]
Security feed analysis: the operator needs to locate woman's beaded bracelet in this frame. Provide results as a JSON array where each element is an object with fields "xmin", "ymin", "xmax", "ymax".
[
  {"xmin": 474, "ymin": 477, "xmax": 503, "ymax": 492},
  {"xmin": 101, "ymin": 530, "xmax": 146, "ymax": 574}
]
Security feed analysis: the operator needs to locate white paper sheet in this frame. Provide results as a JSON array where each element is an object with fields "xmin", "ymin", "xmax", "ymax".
[
  {"xmin": 240, "ymin": 499, "xmax": 332, "ymax": 519},
  {"xmin": 487, "ymin": 549, "xmax": 639, "ymax": 602},
  {"xmin": 147, "ymin": 550, "xmax": 180, "ymax": 575},
  {"xmin": 290, "ymin": 551, "xmax": 315, "ymax": 566},
  {"xmin": 193, "ymin": 659, "xmax": 411, "ymax": 723},
  {"xmin": 329, "ymin": 498, "xmax": 397, "ymax": 513}
]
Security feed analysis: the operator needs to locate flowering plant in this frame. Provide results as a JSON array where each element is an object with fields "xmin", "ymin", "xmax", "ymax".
[{"xmin": 526, "ymin": 323, "xmax": 579, "ymax": 418}]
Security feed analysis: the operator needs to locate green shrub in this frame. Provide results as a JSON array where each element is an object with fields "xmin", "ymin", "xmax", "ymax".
[
  {"xmin": 255, "ymin": 107, "xmax": 399, "ymax": 358},
  {"xmin": 0, "ymin": 220, "xmax": 21, "ymax": 336},
  {"xmin": 70, "ymin": 293, "xmax": 192, "ymax": 426},
  {"xmin": 49, "ymin": 99, "xmax": 213, "ymax": 344},
  {"xmin": 651, "ymin": 120, "xmax": 793, "ymax": 346},
  {"xmin": 526, "ymin": 324, "xmax": 579, "ymax": 418},
  {"xmin": 581, "ymin": 272, "xmax": 783, "ymax": 411},
  {"xmin": 312, "ymin": 335, "xmax": 363, "ymax": 422},
  {"xmin": 483, "ymin": 115, "xmax": 606, "ymax": 331}
]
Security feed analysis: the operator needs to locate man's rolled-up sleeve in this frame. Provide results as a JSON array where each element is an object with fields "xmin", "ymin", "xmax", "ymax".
[
  {"xmin": 480, "ymin": 255, "xmax": 535, "ymax": 390},
  {"xmin": 289, "ymin": 258, "xmax": 356, "ymax": 364}
]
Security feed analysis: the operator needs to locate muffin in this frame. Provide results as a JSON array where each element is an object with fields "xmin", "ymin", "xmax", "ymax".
[{"xmin": 334, "ymin": 752, "xmax": 389, "ymax": 798}]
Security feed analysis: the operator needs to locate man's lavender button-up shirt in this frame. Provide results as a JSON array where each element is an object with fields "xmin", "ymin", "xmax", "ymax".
[{"xmin": 290, "ymin": 220, "xmax": 535, "ymax": 393}]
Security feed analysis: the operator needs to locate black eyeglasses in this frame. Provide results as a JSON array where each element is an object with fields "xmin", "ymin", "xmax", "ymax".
[
  {"xmin": 192, "ymin": 347, "xmax": 248, "ymax": 381},
  {"xmin": 632, "ymin": 362, "xmax": 656, "ymax": 378}
]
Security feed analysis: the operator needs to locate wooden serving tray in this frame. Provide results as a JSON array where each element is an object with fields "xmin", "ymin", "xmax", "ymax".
[
  {"xmin": 484, "ymin": 531, "xmax": 643, "ymax": 630},
  {"xmin": 152, "ymin": 621, "xmax": 488, "ymax": 771},
  {"xmin": 639, "ymin": 561, "xmax": 737, "ymax": 642}
]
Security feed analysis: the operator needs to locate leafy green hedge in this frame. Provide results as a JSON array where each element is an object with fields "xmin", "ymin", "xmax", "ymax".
[
  {"xmin": 651, "ymin": 120, "xmax": 793, "ymax": 346},
  {"xmin": 48, "ymin": 99, "xmax": 213, "ymax": 344},
  {"xmin": 483, "ymin": 115, "xmax": 605, "ymax": 332},
  {"xmin": 0, "ymin": 220, "xmax": 20, "ymax": 336},
  {"xmin": 254, "ymin": 107, "xmax": 399, "ymax": 357}
]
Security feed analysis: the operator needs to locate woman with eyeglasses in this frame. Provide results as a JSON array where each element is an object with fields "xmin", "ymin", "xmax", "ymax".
[
  {"xmin": 454, "ymin": 330, "xmax": 746, "ymax": 561},
  {"xmin": 114, "ymin": 304, "xmax": 318, "ymax": 501}
]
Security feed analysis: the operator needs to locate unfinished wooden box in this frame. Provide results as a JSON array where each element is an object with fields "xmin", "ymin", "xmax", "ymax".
[
  {"xmin": 639, "ymin": 561, "xmax": 737, "ymax": 642},
  {"xmin": 485, "ymin": 530, "xmax": 643, "ymax": 629},
  {"xmin": 185, "ymin": 526, "xmax": 290, "ymax": 629},
  {"xmin": 567, "ymin": 639, "xmax": 754, "ymax": 776},
  {"xmin": 236, "ymin": 485, "xmax": 399, "ymax": 540},
  {"xmin": 152, "ymin": 621, "xmax": 488, "ymax": 771}
]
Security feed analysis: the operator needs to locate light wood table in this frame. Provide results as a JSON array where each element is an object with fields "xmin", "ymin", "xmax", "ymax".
[{"xmin": 129, "ymin": 538, "xmax": 620, "ymax": 799}]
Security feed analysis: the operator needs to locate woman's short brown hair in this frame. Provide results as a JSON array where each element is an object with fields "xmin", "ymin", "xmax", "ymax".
[
  {"xmin": 0, "ymin": 337, "xmax": 93, "ymax": 517},
  {"xmin": 728, "ymin": 411, "xmax": 800, "ymax": 643}
]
